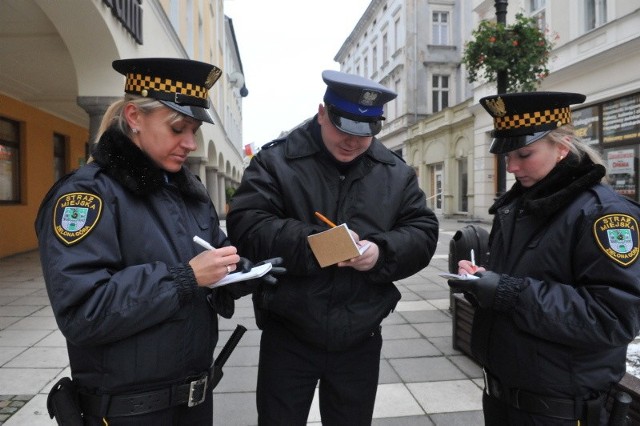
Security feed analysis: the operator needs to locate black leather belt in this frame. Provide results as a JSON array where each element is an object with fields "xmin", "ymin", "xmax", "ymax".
[
  {"xmin": 483, "ymin": 369, "xmax": 601, "ymax": 421},
  {"xmin": 79, "ymin": 371, "xmax": 210, "ymax": 417}
]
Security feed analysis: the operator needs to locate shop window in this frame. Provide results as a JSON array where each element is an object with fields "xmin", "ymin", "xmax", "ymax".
[
  {"xmin": 605, "ymin": 147, "xmax": 637, "ymax": 201},
  {"xmin": 53, "ymin": 133, "xmax": 67, "ymax": 182},
  {"xmin": 458, "ymin": 157, "xmax": 468, "ymax": 212},
  {"xmin": 0, "ymin": 117, "xmax": 20, "ymax": 203}
]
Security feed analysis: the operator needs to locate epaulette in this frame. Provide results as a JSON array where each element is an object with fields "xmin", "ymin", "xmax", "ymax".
[{"xmin": 261, "ymin": 138, "xmax": 286, "ymax": 150}]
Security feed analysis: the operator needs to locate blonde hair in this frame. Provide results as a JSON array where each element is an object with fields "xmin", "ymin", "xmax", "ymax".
[
  {"xmin": 547, "ymin": 125, "xmax": 606, "ymax": 169},
  {"xmin": 94, "ymin": 95, "xmax": 184, "ymax": 145}
]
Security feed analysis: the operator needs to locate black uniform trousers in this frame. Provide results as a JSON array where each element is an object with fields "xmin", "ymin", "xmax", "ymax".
[{"xmin": 257, "ymin": 318, "xmax": 382, "ymax": 426}]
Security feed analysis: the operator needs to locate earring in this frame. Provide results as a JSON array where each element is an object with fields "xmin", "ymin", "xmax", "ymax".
[
  {"xmin": 132, "ymin": 128, "xmax": 139, "ymax": 134},
  {"xmin": 558, "ymin": 155, "xmax": 564, "ymax": 161}
]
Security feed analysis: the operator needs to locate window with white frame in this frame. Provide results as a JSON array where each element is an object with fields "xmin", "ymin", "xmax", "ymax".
[
  {"xmin": 432, "ymin": 75, "xmax": 449, "ymax": 113},
  {"xmin": 382, "ymin": 33, "xmax": 388, "ymax": 63},
  {"xmin": 528, "ymin": 0, "xmax": 547, "ymax": 29},
  {"xmin": 432, "ymin": 11, "xmax": 449, "ymax": 45},
  {"xmin": 585, "ymin": 0, "xmax": 607, "ymax": 31},
  {"xmin": 372, "ymin": 45, "xmax": 378, "ymax": 70},
  {"xmin": 394, "ymin": 16, "xmax": 401, "ymax": 51}
]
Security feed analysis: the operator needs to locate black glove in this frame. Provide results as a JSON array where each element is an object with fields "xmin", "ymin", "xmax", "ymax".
[
  {"xmin": 255, "ymin": 257, "xmax": 287, "ymax": 285},
  {"xmin": 237, "ymin": 257, "xmax": 253, "ymax": 273},
  {"xmin": 448, "ymin": 271, "xmax": 501, "ymax": 309},
  {"xmin": 207, "ymin": 288, "xmax": 235, "ymax": 318}
]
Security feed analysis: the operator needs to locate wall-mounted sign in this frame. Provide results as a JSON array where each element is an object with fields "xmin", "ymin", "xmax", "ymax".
[
  {"xmin": 102, "ymin": 0, "xmax": 143, "ymax": 45},
  {"xmin": 573, "ymin": 105, "xmax": 599, "ymax": 146},
  {"xmin": 608, "ymin": 149, "xmax": 635, "ymax": 175},
  {"xmin": 606, "ymin": 148, "xmax": 636, "ymax": 198},
  {"xmin": 603, "ymin": 93, "xmax": 640, "ymax": 143}
]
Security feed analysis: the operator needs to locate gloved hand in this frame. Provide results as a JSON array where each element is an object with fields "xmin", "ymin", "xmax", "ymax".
[
  {"xmin": 256, "ymin": 257, "xmax": 287, "ymax": 285},
  {"xmin": 448, "ymin": 271, "xmax": 501, "ymax": 309},
  {"xmin": 207, "ymin": 288, "xmax": 235, "ymax": 318},
  {"xmin": 237, "ymin": 257, "xmax": 253, "ymax": 273}
]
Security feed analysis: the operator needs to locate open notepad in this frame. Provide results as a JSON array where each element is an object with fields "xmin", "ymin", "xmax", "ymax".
[
  {"xmin": 307, "ymin": 223, "xmax": 370, "ymax": 268},
  {"xmin": 437, "ymin": 272, "xmax": 479, "ymax": 280},
  {"xmin": 208, "ymin": 263, "xmax": 273, "ymax": 288}
]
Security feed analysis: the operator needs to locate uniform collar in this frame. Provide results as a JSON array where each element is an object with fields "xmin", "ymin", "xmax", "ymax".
[
  {"xmin": 92, "ymin": 127, "xmax": 208, "ymax": 201},
  {"xmin": 284, "ymin": 116, "xmax": 396, "ymax": 165},
  {"xmin": 489, "ymin": 155, "xmax": 606, "ymax": 218}
]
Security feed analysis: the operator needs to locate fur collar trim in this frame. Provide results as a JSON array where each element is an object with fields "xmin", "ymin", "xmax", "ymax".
[
  {"xmin": 91, "ymin": 127, "xmax": 208, "ymax": 201},
  {"xmin": 489, "ymin": 154, "xmax": 606, "ymax": 218}
]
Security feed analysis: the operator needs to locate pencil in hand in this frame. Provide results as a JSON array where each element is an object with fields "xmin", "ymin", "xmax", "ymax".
[{"xmin": 314, "ymin": 211, "xmax": 337, "ymax": 228}]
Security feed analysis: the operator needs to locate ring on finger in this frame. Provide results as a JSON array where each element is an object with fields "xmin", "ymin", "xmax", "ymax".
[{"xmin": 226, "ymin": 265, "xmax": 232, "ymax": 274}]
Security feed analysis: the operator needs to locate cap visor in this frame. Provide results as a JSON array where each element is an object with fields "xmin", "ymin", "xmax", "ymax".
[
  {"xmin": 328, "ymin": 111, "xmax": 381, "ymax": 136},
  {"xmin": 159, "ymin": 100, "xmax": 214, "ymax": 124},
  {"xmin": 489, "ymin": 131, "xmax": 551, "ymax": 154}
]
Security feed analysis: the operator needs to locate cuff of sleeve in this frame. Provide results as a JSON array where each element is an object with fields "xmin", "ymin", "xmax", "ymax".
[
  {"xmin": 493, "ymin": 275, "xmax": 524, "ymax": 314},
  {"xmin": 170, "ymin": 263, "xmax": 198, "ymax": 306}
]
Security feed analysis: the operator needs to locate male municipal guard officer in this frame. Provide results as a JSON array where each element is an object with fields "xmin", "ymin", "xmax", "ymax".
[
  {"xmin": 450, "ymin": 91, "xmax": 640, "ymax": 425},
  {"xmin": 227, "ymin": 70, "xmax": 439, "ymax": 425}
]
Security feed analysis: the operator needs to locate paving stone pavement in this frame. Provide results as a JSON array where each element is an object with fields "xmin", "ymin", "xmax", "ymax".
[{"xmin": 0, "ymin": 217, "xmax": 489, "ymax": 425}]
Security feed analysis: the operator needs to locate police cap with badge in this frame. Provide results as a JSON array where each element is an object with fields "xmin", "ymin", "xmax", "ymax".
[
  {"xmin": 322, "ymin": 70, "xmax": 397, "ymax": 137},
  {"xmin": 480, "ymin": 91, "xmax": 586, "ymax": 154},
  {"xmin": 112, "ymin": 57, "xmax": 222, "ymax": 124}
]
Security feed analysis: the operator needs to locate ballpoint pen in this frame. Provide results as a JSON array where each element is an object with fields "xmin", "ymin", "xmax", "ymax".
[
  {"xmin": 193, "ymin": 235, "xmax": 215, "ymax": 251},
  {"xmin": 314, "ymin": 211, "xmax": 337, "ymax": 228}
]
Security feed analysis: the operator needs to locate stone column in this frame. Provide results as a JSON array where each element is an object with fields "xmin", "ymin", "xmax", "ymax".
[
  {"xmin": 77, "ymin": 96, "xmax": 121, "ymax": 147},
  {"xmin": 206, "ymin": 166, "xmax": 220, "ymax": 211},
  {"xmin": 217, "ymin": 173, "xmax": 226, "ymax": 219}
]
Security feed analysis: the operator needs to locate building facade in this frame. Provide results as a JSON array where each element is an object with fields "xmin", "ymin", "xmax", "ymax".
[
  {"xmin": 334, "ymin": 0, "xmax": 474, "ymax": 215},
  {"xmin": 0, "ymin": 0, "xmax": 247, "ymax": 258},
  {"xmin": 469, "ymin": 0, "xmax": 640, "ymax": 221},
  {"xmin": 337, "ymin": 0, "xmax": 640, "ymax": 221}
]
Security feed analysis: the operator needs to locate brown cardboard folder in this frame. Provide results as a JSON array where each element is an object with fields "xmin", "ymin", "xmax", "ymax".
[{"xmin": 307, "ymin": 223, "xmax": 368, "ymax": 268}]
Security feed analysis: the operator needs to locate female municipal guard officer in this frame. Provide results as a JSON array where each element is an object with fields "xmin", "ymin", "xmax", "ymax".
[
  {"xmin": 35, "ymin": 58, "xmax": 244, "ymax": 425},
  {"xmin": 450, "ymin": 91, "xmax": 640, "ymax": 425}
]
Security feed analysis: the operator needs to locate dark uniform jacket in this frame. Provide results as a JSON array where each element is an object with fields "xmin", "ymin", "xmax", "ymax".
[
  {"xmin": 473, "ymin": 155, "xmax": 640, "ymax": 398},
  {"xmin": 226, "ymin": 117, "xmax": 439, "ymax": 351},
  {"xmin": 35, "ymin": 128, "xmax": 227, "ymax": 394}
]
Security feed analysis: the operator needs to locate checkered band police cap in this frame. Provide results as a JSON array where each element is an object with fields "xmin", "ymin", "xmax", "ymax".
[
  {"xmin": 479, "ymin": 91, "xmax": 586, "ymax": 154},
  {"xmin": 112, "ymin": 58, "xmax": 222, "ymax": 124}
]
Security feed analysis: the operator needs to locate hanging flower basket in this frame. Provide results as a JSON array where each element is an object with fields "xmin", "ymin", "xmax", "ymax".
[{"xmin": 462, "ymin": 13, "xmax": 558, "ymax": 92}]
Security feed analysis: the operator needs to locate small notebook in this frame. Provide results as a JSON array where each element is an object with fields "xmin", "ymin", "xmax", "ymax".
[
  {"xmin": 437, "ymin": 272, "xmax": 479, "ymax": 280},
  {"xmin": 208, "ymin": 263, "xmax": 273, "ymax": 288},
  {"xmin": 307, "ymin": 223, "xmax": 370, "ymax": 268}
]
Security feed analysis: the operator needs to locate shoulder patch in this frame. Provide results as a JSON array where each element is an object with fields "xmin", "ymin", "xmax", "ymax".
[
  {"xmin": 53, "ymin": 192, "xmax": 103, "ymax": 245},
  {"xmin": 593, "ymin": 213, "xmax": 639, "ymax": 266}
]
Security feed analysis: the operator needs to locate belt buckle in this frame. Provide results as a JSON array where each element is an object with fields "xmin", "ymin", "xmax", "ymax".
[{"xmin": 187, "ymin": 376, "xmax": 208, "ymax": 407}]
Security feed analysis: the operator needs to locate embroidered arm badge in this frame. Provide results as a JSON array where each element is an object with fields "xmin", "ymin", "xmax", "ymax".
[
  {"xmin": 593, "ymin": 213, "xmax": 639, "ymax": 266},
  {"xmin": 53, "ymin": 192, "xmax": 103, "ymax": 245}
]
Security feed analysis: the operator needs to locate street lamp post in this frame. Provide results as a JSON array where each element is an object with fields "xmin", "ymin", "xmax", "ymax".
[{"xmin": 495, "ymin": 0, "xmax": 508, "ymax": 197}]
